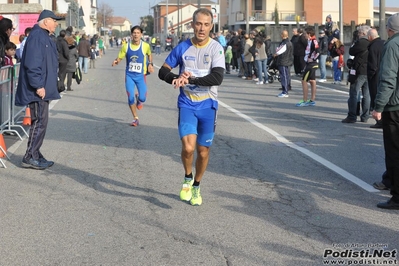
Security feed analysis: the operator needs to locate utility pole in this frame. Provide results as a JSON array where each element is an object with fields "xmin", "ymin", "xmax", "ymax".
[
  {"xmin": 245, "ymin": 0, "xmax": 249, "ymax": 33},
  {"xmin": 339, "ymin": 0, "xmax": 343, "ymax": 43},
  {"xmin": 77, "ymin": 0, "xmax": 80, "ymax": 29},
  {"xmin": 379, "ymin": 0, "xmax": 387, "ymax": 40},
  {"xmin": 177, "ymin": 0, "xmax": 180, "ymax": 38},
  {"xmin": 165, "ymin": 0, "xmax": 168, "ymax": 45},
  {"xmin": 197, "ymin": 0, "xmax": 200, "ymax": 8},
  {"xmin": 218, "ymin": 0, "xmax": 220, "ymax": 32},
  {"xmin": 103, "ymin": 5, "xmax": 106, "ymax": 36}
]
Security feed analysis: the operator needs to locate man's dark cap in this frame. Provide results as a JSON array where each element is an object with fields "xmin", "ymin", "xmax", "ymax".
[{"xmin": 37, "ymin": 10, "xmax": 63, "ymax": 22}]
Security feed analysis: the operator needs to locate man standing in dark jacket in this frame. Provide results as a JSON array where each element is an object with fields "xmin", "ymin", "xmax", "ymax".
[
  {"xmin": 293, "ymin": 28, "xmax": 307, "ymax": 76},
  {"xmin": 342, "ymin": 25, "xmax": 370, "ymax": 123},
  {"xmin": 372, "ymin": 13, "xmax": 399, "ymax": 210},
  {"xmin": 56, "ymin": 30, "xmax": 69, "ymax": 92},
  {"xmin": 290, "ymin": 28, "xmax": 300, "ymax": 74},
  {"xmin": 324, "ymin": 14, "xmax": 333, "ymax": 41},
  {"xmin": 367, "ymin": 28, "xmax": 385, "ymax": 128},
  {"xmin": 275, "ymin": 30, "xmax": 293, "ymax": 97},
  {"xmin": 77, "ymin": 34, "xmax": 91, "ymax": 74},
  {"xmin": 227, "ymin": 31, "xmax": 240, "ymax": 71},
  {"xmin": 318, "ymin": 29, "xmax": 328, "ymax": 82},
  {"xmin": 238, "ymin": 30, "xmax": 247, "ymax": 78},
  {"xmin": 15, "ymin": 10, "xmax": 62, "ymax": 170}
]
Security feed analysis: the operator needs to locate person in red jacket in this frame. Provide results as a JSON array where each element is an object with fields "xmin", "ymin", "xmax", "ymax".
[
  {"xmin": 4, "ymin": 41, "xmax": 16, "ymax": 66},
  {"xmin": 328, "ymin": 37, "xmax": 345, "ymax": 84}
]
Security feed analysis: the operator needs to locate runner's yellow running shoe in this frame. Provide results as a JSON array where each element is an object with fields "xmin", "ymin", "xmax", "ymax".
[
  {"xmin": 180, "ymin": 178, "xmax": 193, "ymax": 201},
  {"xmin": 190, "ymin": 186, "xmax": 202, "ymax": 206}
]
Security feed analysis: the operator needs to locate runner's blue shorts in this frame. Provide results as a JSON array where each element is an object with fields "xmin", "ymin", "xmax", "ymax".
[
  {"xmin": 178, "ymin": 107, "xmax": 217, "ymax": 147},
  {"xmin": 125, "ymin": 74, "xmax": 147, "ymax": 105}
]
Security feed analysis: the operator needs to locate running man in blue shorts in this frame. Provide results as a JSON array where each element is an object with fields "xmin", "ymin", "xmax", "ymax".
[
  {"xmin": 112, "ymin": 25, "xmax": 153, "ymax": 126},
  {"xmin": 158, "ymin": 8, "xmax": 225, "ymax": 206}
]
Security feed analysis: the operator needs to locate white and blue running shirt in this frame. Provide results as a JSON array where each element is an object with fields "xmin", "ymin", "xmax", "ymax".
[{"xmin": 165, "ymin": 38, "xmax": 225, "ymax": 110}]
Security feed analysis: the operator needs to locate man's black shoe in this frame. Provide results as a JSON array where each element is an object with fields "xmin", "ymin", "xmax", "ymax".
[
  {"xmin": 39, "ymin": 157, "xmax": 54, "ymax": 167},
  {"xmin": 377, "ymin": 199, "xmax": 399, "ymax": 210},
  {"xmin": 373, "ymin": 181, "xmax": 390, "ymax": 190},
  {"xmin": 21, "ymin": 157, "xmax": 48, "ymax": 170},
  {"xmin": 370, "ymin": 122, "xmax": 382, "ymax": 129},
  {"xmin": 341, "ymin": 117, "xmax": 356, "ymax": 123}
]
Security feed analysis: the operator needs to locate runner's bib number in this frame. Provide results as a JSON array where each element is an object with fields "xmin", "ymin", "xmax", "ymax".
[{"xmin": 129, "ymin": 62, "xmax": 143, "ymax": 73}]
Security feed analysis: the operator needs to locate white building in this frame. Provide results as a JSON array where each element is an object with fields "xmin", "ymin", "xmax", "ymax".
[{"xmin": 0, "ymin": 0, "xmax": 98, "ymax": 39}]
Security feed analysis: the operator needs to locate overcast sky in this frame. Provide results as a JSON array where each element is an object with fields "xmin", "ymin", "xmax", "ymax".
[{"xmin": 100, "ymin": 0, "xmax": 399, "ymax": 26}]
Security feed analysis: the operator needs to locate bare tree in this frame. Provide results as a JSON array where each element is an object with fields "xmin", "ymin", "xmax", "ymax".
[{"xmin": 97, "ymin": 3, "xmax": 114, "ymax": 30}]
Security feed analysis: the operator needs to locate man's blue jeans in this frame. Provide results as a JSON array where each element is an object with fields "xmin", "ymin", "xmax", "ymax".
[
  {"xmin": 318, "ymin": 54, "xmax": 327, "ymax": 79},
  {"xmin": 256, "ymin": 59, "xmax": 268, "ymax": 83},
  {"xmin": 347, "ymin": 74, "xmax": 370, "ymax": 121},
  {"xmin": 332, "ymin": 59, "xmax": 342, "ymax": 82},
  {"xmin": 78, "ymin": 56, "xmax": 89, "ymax": 74}
]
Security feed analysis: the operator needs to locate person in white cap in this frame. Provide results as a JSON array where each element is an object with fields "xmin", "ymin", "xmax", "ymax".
[{"xmin": 372, "ymin": 13, "xmax": 399, "ymax": 210}]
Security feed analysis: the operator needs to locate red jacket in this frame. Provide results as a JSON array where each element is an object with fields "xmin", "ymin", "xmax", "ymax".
[{"xmin": 4, "ymin": 55, "xmax": 13, "ymax": 66}]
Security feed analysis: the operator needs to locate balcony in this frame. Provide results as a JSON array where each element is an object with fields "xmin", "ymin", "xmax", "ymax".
[{"xmin": 235, "ymin": 10, "xmax": 306, "ymax": 24}]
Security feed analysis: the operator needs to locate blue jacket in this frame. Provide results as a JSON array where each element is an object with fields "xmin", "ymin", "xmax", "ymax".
[
  {"xmin": 219, "ymin": 35, "xmax": 226, "ymax": 47},
  {"xmin": 15, "ymin": 24, "xmax": 60, "ymax": 106}
]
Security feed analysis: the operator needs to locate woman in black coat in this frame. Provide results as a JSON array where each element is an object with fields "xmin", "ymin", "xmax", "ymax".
[{"xmin": 65, "ymin": 36, "xmax": 79, "ymax": 91}]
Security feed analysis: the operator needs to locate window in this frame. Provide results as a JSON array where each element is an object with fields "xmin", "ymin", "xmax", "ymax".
[
  {"xmin": 254, "ymin": 0, "xmax": 263, "ymax": 11},
  {"xmin": 8, "ymin": 0, "xmax": 29, "ymax": 3}
]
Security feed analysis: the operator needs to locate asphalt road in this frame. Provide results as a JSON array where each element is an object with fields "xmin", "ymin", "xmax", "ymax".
[{"xmin": 1, "ymin": 47, "xmax": 398, "ymax": 266}]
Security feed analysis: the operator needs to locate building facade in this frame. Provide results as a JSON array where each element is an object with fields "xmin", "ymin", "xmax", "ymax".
[
  {"xmin": 0, "ymin": 0, "xmax": 98, "ymax": 38},
  {"xmin": 227, "ymin": 0, "xmax": 374, "ymax": 30},
  {"xmin": 152, "ymin": 0, "xmax": 218, "ymax": 37},
  {"xmin": 109, "ymin": 16, "xmax": 131, "ymax": 34}
]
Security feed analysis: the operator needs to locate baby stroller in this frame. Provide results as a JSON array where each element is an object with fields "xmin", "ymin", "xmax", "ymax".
[{"xmin": 266, "ymin": 56, "xmax": 280, "ymax": 83}]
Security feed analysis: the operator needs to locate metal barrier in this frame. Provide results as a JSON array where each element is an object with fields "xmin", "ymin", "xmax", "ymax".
[
  {"xmin": 0, "ymin": 65, "xmax": 12, "ymax": 168},
  {"xmin": 7, "ymin": 63, "xmax": 28, "ymax": 140},
  {"xmin": 0, "ymin": 66, "xmax": 12, "ymax": 130},
  {"xmin": 0, "ymin": 63, "xmax": 27, "ymax": 168}
]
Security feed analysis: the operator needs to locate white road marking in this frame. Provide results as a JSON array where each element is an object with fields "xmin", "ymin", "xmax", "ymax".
[
  {"xmin": 155, "ymin": 63, "xmax": 378, "ymax": 192},
  {"xmin": 219, "ymin": 100, "xmax": 379, "ymax": 193}
]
